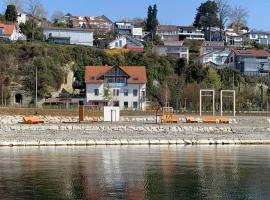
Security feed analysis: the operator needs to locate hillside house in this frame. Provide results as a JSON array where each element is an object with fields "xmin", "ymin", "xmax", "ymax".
[
  {"xmin": 153, "ymin": 41, "xmax": 189, "ymax": 61},
  {"xmin": 0, "ymin": 23, "xmax": 25, "ymax": 41},
  {"xmin": 108, "ymin": 36, "xmax": 144, "ymax": 51},
  {"xmin": 85, "ymin": 66, "xmax": 147, "ymax": 110},
  {"xmin": 227, "ymin": 49, "xmax": 270, "ymax": 76},
  {"xmin": 200, "ymin": 41, "xmax": 225, "ymax": 55},
  {"xmin": 225, "ymin": 30, "xmax": 243, "ymax": 47},
  {"xmin": 199, "ymin": 50, "xmax": 230, "ymax": 68},
  {"xmin": 43, "ymin": 27, "xmax": 93, "ymax": 46},
  {"xmin": 178, "ymin": 26, "xmax": 205, "ymax": 41},
  {"xmin": 243, "ymin": 31, "xmax": 270, "ymax": 45}
]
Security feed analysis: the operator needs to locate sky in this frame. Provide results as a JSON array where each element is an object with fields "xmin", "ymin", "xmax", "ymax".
[{"xmin": 1, "ymin": 0, "xmax": 270, "ymax": 31}]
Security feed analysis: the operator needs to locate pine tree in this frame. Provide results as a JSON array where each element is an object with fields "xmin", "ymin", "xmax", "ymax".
[
  {"xmin": 146, "ymin": 5, "xmax": 153, "ymax": 32},
  {"xmin": 5, "ymin": 5, "xmax": 17, "ymax": 22}
]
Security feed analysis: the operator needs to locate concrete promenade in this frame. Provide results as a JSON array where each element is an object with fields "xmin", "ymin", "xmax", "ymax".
[{"xmin": 0, "ymin": 115, "xmax": 269, "ymax": 146}]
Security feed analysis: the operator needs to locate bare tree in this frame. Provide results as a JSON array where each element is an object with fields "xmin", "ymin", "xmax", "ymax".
[
  {"xmin": 215, "ymin": 0, "xmax": 231, "ymax": 41},
  {"xmin": 229, "ymin": 5, "xmax": 248, "ymax": 33},
  {"xmin": 5, "ymin": 0, "xmax": 24, "ymax": 12},
  {"xmin": 27, "ymin": 0, "xmax": 47, "ymax": 19},
  {"xmin": 51, "ymin": 10, "xmax": 64, "ymax": 24}
]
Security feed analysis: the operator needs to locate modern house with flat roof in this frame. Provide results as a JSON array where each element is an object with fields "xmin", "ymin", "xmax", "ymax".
[
  {"xmin": 226, "ymin": 49, "xmax": 270, "ymax": 76},
  {"xmin": 43, "ymin": 27, "xmax": 93, "ymax": 46},
  {"xmin": 199, "ymin": 50, "xmax": 230, "ymax": 68},
  {"xmin": 85, "ymin": 66, "xmax": 147, "ymax": 110},
  {"xmin": 243, "ymin": 31, "xmax": 270, "ymax": 45}
]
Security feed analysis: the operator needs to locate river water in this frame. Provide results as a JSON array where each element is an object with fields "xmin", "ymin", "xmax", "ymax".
[{"xmin": 0, "ymin": 145, "xmax": 270, "ymax": 200}]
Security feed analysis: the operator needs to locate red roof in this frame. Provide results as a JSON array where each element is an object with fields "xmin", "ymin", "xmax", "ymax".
[
  {"xmin": 123, "ymin": 44, "xmax": 144, "ymax": 51},
  {"xmin": 0, "ymin": 23, "xmax": 15, "ymax": 36},
  {"xmin": 232, "ymin": 49, "xmax": 270, "ymax": 57},
  {"xmin": 85, "ymin": 66, "xmax": 147, "ymax": 84}
]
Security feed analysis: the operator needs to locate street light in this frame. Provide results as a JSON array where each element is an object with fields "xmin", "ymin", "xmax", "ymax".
[{"xmin": 35, "ymin": 65, "xmax": 38, "ymax": 108}]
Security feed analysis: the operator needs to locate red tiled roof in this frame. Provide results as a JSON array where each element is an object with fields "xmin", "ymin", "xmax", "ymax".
[
  {"xmin": 85, "ymin": 66, "xmax": 147, "ymax": 84},
  {"xmin": 232, "ymin": 49, "xmax": 270, "ymax": 57},
  {"xmin": 0, "ymin": 23, "xmax": 15, "ymax": 36}
]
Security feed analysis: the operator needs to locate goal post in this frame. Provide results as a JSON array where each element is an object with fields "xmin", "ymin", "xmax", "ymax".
[
  {"xmin": 199, "ymin": 90, "xmax": 215, "ymax": 117},
  {"xmin": 220, "ymin": 90, "xmax": 236, "ymax": 117}
]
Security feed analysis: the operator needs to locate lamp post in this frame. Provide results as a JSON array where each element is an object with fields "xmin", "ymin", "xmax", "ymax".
[{"xmin": 35, "ymin": 65, "xmax": 38, "ymax": 108}]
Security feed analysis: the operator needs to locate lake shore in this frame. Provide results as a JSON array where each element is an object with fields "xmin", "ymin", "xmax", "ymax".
[{"xmin": 0, "ymin": 115, "xmax": 269, "ymax": 146}]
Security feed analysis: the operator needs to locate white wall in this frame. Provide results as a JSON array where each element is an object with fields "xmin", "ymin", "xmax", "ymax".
[
  {"xmin": 86, "ymin": 83, "xmax": 146, "ymax": 110},
  {"xmin": 43, "ymin": 29, "xmax": 93, "ymax": 46},
  {"xmin": 132, "ymin": 28, "xmax": 143, "ymax": 37}
]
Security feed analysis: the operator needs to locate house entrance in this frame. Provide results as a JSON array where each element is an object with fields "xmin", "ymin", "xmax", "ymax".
[{"xmin": 15, "ymin": 94, "xmax": 23, "ymax": 104}]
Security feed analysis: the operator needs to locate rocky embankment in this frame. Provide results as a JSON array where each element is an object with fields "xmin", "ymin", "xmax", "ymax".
[{"xmin": 0, "ymin": 115, "xmax": 269, "ymax": 146}]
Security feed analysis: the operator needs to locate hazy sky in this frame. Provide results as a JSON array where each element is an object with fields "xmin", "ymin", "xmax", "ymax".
[{"xmin": 1, "ymin": 0, "xmax": 270, "ymax": 30}]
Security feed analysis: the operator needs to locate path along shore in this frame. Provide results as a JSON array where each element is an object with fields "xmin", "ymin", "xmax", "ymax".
[{"xmin": 0, "ymin": 115, "xmax": 269, "ymax": 146}]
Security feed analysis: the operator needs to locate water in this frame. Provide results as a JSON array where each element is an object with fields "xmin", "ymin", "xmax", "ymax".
[{"xmin": 0, "ymin": 146, "xmax": 270, "ymax": 200}]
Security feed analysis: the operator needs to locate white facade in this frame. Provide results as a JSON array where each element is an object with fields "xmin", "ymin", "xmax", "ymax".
[
  {"xmin": 132, "ymin": 28, "xmax": 143, "ymax": 37},
  {"xmin": 86, "ymin": 83, "xmax": 146, "ymax": 110},
  {"xmin": 0, "ymin": 26, "xmax": 26, "ymax": 41},
  {"xmin": 17, "ymin": 12, "xmax": 28, "ymax": 24},
  {"xmin": 43, "ymin": 28, "xmax": 93, "ymax": 46}
]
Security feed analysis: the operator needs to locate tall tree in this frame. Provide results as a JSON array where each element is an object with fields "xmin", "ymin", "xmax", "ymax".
[
  {"xmin": 27, "ymin": 0, "xmax": 47, "ymax": 19},
  {"xmin": 26, "ymin": 0, "xmax": 47, "ymax": 40},
  {"xmin": 146, "ymin": 4, "xmax": 159, "ymax": 41},
  {"xmin": 193, "ymin": 0, "xmax": 219, "ymax": 40},
  {"xmin": 5, "ymin": 4, "xmax": 17, "ymax": 22},
  {"xmin": 215, "ymin": 0, "xmax": 230, "ymax": 41},
  {"xmin": 146, "ymin": 5, "xmax": 153, "ymax": 32},
  {"xmin": 229, "ymin": 5, "xmax": 248, "ymax": 33}
]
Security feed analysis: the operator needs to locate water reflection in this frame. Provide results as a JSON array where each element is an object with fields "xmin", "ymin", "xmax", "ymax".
[{"xmin": 0, "ymin": 146, "xmax": 269, "ymax": 199}]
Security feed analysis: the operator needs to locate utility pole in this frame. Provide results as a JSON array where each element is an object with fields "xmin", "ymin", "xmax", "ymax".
[{"xmin": 35, "ymin": 66, "xmax": 38, "ymax": 108}]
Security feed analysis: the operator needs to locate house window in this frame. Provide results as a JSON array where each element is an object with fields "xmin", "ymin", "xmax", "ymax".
[
  {"xmin": 230, "ymin": 57, "xmax": 233, "ymax": 62},
  {"xmin": 180, "ymin": 48, "xmax": 188, "ymax": 52},
  {"xmin": 133, "ymin": 89, "xmax": 138, "ymax": 97},
  {"xmin": 113, "ymin": 89, "xmax": 119, "ymax": 96},
  {"xmin": 115, "ymin": 42, "xmax": 119, "ymax": 47},
  {"xmin": 94, "ymin": 89, "xmax": 99, "ymax": 96},
  {"xmin": 124, "ymin": 89, "xmax": 128, "ymax": 96},
  {"xmin": 133, "ymin": 101, "xmax": 138, "ymax": 109},
  {"xmin": 119, "ymin": 40, "xmax": 122, "ymax": 47},
  {"xmin": 124, "ymin": 101, "xmax": 128, "ymax": 108}
]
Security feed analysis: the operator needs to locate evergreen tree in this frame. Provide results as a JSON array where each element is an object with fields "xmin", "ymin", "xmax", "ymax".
[
  {"xmin": 146, "ymin": 5, "xmax": 153, "ymax": 32},
  {"xmin": 146, "ymin": 4, "xmax": 159, "ymax": 41},
  {"xmin": 5, "ymin": 4, "xmax": 17, "ymax": 22},
  {"xmin": 193, "ymin": 0, "xmax": 219, "ymax": 40}
]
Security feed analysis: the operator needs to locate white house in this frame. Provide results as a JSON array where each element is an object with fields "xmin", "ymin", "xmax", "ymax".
[
  {"xmin": 17, "ymin": 12, "xmax": 28, "ymax": 24},
  {"xmin": 0, "ymin": 23, "xmax": 26, "ymax": 41},
  {"xmin": 199, "ymin": 50, "xmax": 230, "ymax": 68},
  {"xmin": 225, "ymin": 29, "xmax": 243, "ymax": 47},
  {"xmin": 243, "ymin": 31, "xmax": 270, "ymax": 45},
  {"xmin": 43, "ymin": 27, "xmax": 93, "ymax": 46},
  {"xmin": 85, "ymin": 66, "xmax": 147, "ymax": 110}
]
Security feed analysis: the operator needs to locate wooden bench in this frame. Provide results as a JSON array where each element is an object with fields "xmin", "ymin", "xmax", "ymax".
[
  {"xmin": 186, "ymin": 117, "xmax": 198, "ymax": 123},
  {"xmin": 23, "ymin": 116, "xmax": 45, "ymax": 124},
  {"xmin": 160, "ymin": 115, "xmax": 178, "ymax": 123},
  {"xmin": 202, "ymin": 117, "xmax": 219, "ymax": 123}
]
